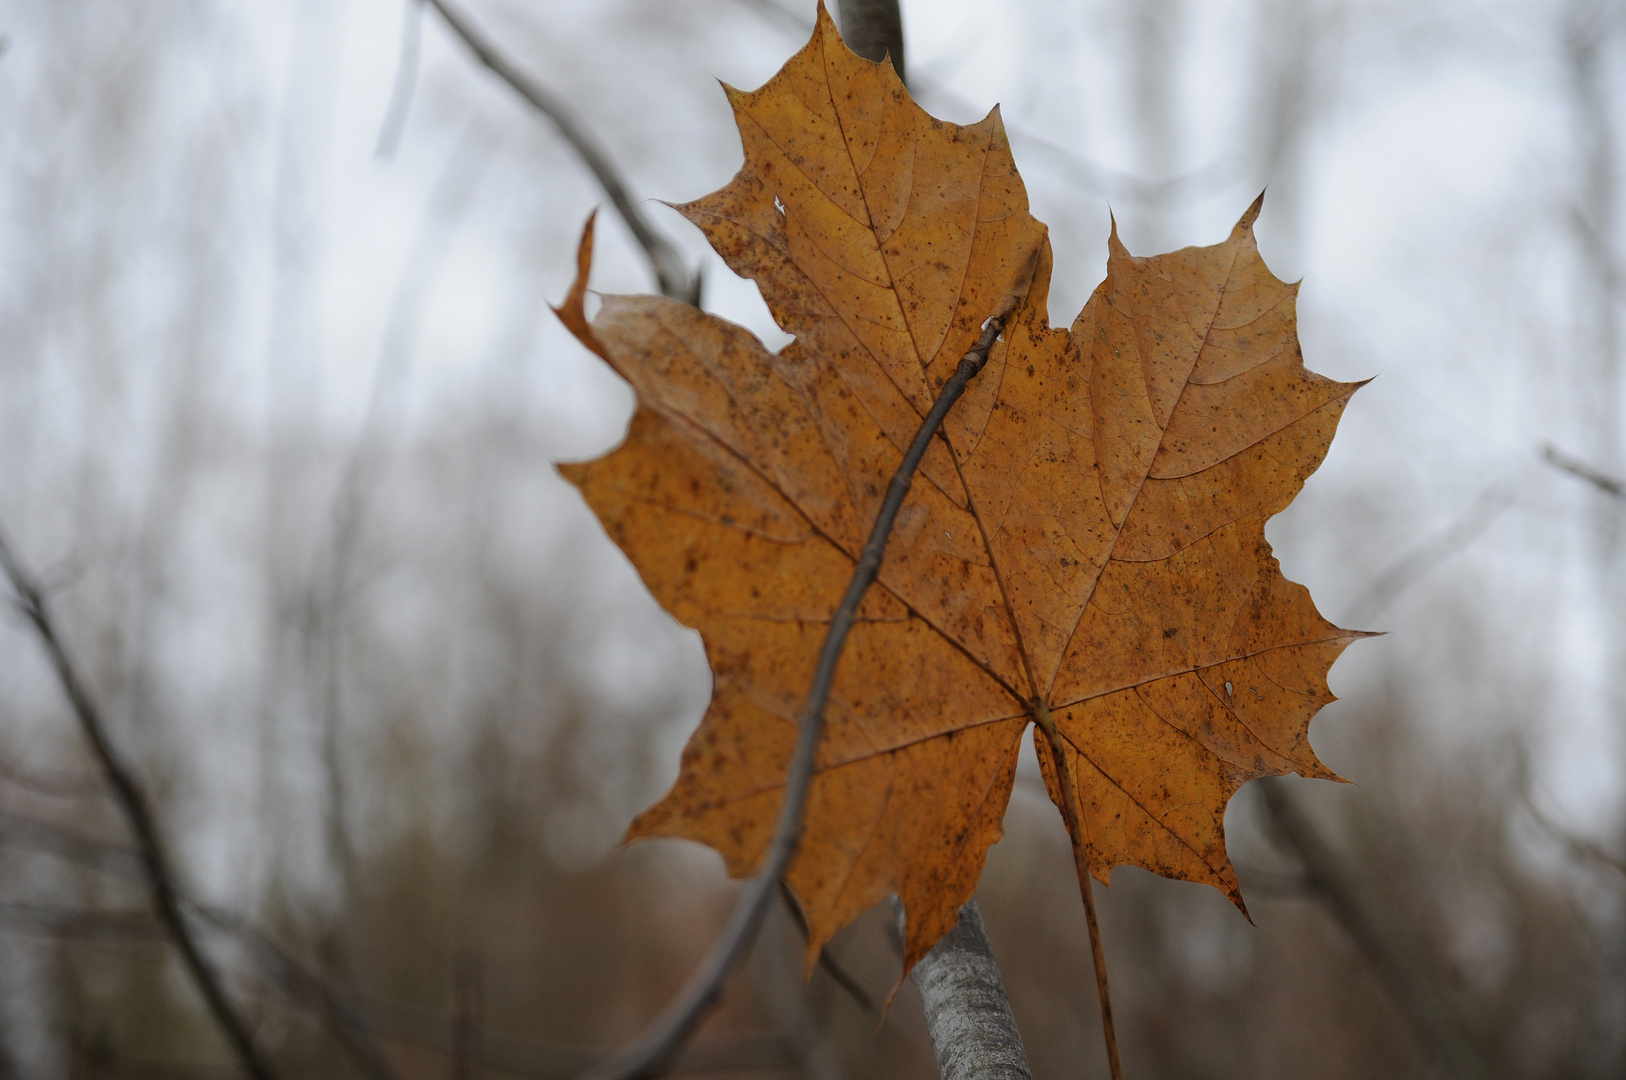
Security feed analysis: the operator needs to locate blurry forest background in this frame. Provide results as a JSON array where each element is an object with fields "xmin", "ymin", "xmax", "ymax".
[{"xmin": 1, "ymin": 0, "xmax": 1625, "ymax": 1076}]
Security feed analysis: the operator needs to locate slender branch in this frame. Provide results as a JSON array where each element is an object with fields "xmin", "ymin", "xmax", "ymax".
[
  {"xmin": 1542, "ymin": 442, "xmax": 1626, "ymax": 498},
  {"xmin": 903, "ymin": 900, "xmax": 1032, "ymax": 1080},
  {"xmin": 0, "ymin": 807, "xmax": 401, "ymax": 1079},
  {"xmin": 753, "ymin": 902, "xmax": 845, "ymax": 1080},
  {"xmin": 1344, "ymin": 484, "xmax": 1513, "ymax": 626},
  {"xmin": 191, "ymin": 904, "xmax": 404, "ymax": 1080},
  {"xmin": 579, "ymin": 315, "xmax": 1006, "ymax": 1080},
  {"xmin": 1030, "ymin": 703, "xmax": 1124, "ymax": 1080},
  {"xmin": 0, "ymin": 808, "xmax": 142, "ymax": 875},
  {"xmin": 422, "ymin": 0, "xmax": 699, "ymax": 303},
  {"xmin": 364, "ymin": 994, "xmax": 796, "ymax": 1078},
  {"xmin": 1258, "ymin": 779, "xmax": 1497, "ymax": 1080},
  {"xmin": 777, "ymin": 883, "xmax": 876, "ymax": 1015},
  {"xmin": 1520, "ymin": 785, "xmax": 1626, "ymax": 877},
  {"xmin": 835, "ymin": 0, "xmax": 905, "ymax": 83},
  {"xmin": 0, "ymin": 530, "xmax": 281, "ymax": 1080},
  {"xmin": 0, "ymin": 879, "xmax": 789, "ymax": 1080},
  {"xmin": 375, "ymin": 0, "xmax": 424, "ymax": 158},
  {"xmin": 0, "ymin": 902, "xmax": 166, "ymax": 943},
  {"xmin": 0, "ymin": 756, "xmax": 103, "ymax": 798},
  {"xmin": 0, "ymin": 890, "xmax": 790, "ymax": 1080}
]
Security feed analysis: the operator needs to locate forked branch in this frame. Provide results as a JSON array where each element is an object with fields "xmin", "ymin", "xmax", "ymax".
[
  {"xmin": 422, "ymin": 0, "xmax": 699, "ymax": 304},
  {"xmin": 578, "ymin": 316, "xmax": 1007, "ymax": 1080},
  {"xmin": 0, "ymin": 530, "xmax": 282, "ymax": 1080}
]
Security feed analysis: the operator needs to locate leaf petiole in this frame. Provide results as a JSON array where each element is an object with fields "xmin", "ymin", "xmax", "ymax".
[{"xmin": 1031, "ymin": 699, "xmax": 1125, "ymax": 1080}]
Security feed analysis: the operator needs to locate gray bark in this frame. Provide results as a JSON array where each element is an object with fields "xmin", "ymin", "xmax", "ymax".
[
  {"xmin": 835, "ymin": 0, "xmax": 905, "ymax": 84},
  {"xmin": 905, "ymin": 900, "xmax": 1033, "ymax": 1080}
]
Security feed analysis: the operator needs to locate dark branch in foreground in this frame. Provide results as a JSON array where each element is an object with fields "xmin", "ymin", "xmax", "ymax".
[
  {"xmin": 422, "ymin": 0, "xmax": 699, "ymax": 304},
  {"xmin": 1259, "ymin": 779, "xmax": 1497, "ymax": 1080},
  {"xmin": 578, "ymin": 316, "xmax": 1007, "ymax": 1080},
  {"xmin": 0, "ymin": 530, "xmax": 281, "ymax": 1080},
  {"xmin": 1542, "ymin": 443, "xmax": 1625, "ymax": 498}
]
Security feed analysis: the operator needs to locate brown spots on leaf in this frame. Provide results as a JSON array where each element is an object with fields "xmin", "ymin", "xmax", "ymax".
[{"xmin": 554, "ymin": 24, "xmax": 1361, "ymax": 974}]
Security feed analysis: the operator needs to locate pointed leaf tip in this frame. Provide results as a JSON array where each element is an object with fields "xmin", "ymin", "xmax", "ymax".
[
  {"xmin": 815, "ymin": 0, "xmax": 838, "ymax": 40},
  {"xmin": 552, "ymin": 211, "xmax": 602, "ymax": 352},
  {"xmin": 1235, "ymin": 191, "xmax": 1266, "ymax": 233},
  {"xmin": 1107, "ymin": 212, "xmax": 1128, "ymax": 257}
]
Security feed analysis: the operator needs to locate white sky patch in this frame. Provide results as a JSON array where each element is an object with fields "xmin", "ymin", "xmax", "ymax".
[
  {"xmin": 421, "ymin": 230, "xmax": 506, "ymax": 375},
  {"xmin": 1314, "ymin": 69, "xmax": 1538, "ymax": 291}
]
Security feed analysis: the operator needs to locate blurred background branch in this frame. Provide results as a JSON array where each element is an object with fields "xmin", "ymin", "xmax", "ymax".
[
  {"xmin": 423, "ymin": 0, "xmax": 700, "ymax": 303},
  {"xmin": 0, "ymin": 531, "xmax": 280, "ymax": 1080},
  {"xmin": 1543, "ymin": 443, "xmax": 1626, "ymax": 498},
  {"xmin": 1258, "ymin": 780, "xmax": 1497, "ymax": 1080}
]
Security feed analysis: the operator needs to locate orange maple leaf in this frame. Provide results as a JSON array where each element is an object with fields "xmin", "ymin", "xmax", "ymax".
[{"xmin": 556, "ymin": 6, "xmax": 1364, "ymax": 972}]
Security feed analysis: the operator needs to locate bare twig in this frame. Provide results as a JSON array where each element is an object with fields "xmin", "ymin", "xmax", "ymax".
[
  {"xmin": 1516, "ymin": 758, "xmax": 1626, "ymax": 877},
  {"xmin": 1564, "ymin": 3, "xmax": 1624, "ymax": 529},
  {"xmin": 777, "ymin": 883, "xmax": 876, "ymax": 1015},
  {"xmin": 754, "ymin": 903, "xmax": 845, "ymax": 1080},
  {"xmin": 1258, "ymin": 779, "xmax": 1497, "ymax": 1080},
  {"xmin": 0, "ymin": 902, "xmax": 166, "ymax": 943},
  {"xmin": 0, "ymin": 756, "xmax": 103, "ymax": 798},
  {"xmin": 0, "ymin": 808, "xmax": 401, "ymax": 1080},
  {"xmin": 1344, "ymin": 484, "xmax": 1514, "ymax": 626},
  {"xmin": 835, "ymin": 0, "xmax": 905, "ymax": 83},
  {"xmin": 307, "ymin": 122, "xmax": 496, "ymax": 944},
  {"xmin": 422, "ymin": 0, "xmax": 698, "ymax": 303},
  {"xmin": 1542, "ymin": 442, "xmax": 1625, "ymax": 498},
  {"xmin": 579, "ymin": 316, "xmax": 1006, "ymax": 1080},
  {"xmin": 375, "ymin": 0, "xmax": 424, "ymax": 158},
  {"xmin": 1527, "ymin": 800, "xmax": 1626, "ymax": 877},
  {"xmin": 190, "ymin": 904, "xmax": 403, "ymax": 1080},
  {"xmin": 902, "ymin": 899, "xmax": 1032, "ymax": 1080},
  {"xmin": 0, "ymin": 876, "xmax": 792, "ymax": 1080},
  {"xmin": 0, "ymin": 530, "xmax": 281, "ymax": 1080},
  {"xmin": 0, "ymin": 808, "xmax": 142, "ymax": 875},
  {"xmin": 364, "ymin": 995, "xmax": 796, "ymax": 1078}
]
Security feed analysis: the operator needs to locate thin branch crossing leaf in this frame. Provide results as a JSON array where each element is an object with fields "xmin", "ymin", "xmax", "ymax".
[{"xmin": 556, "ymin": 5, "xmax": 1365, "ymax": 974}]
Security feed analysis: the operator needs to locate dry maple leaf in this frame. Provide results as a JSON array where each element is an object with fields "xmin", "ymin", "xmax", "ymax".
[{"xmin": 555, "ymin": 5, "xmax": 1365, "ymax": 973}]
